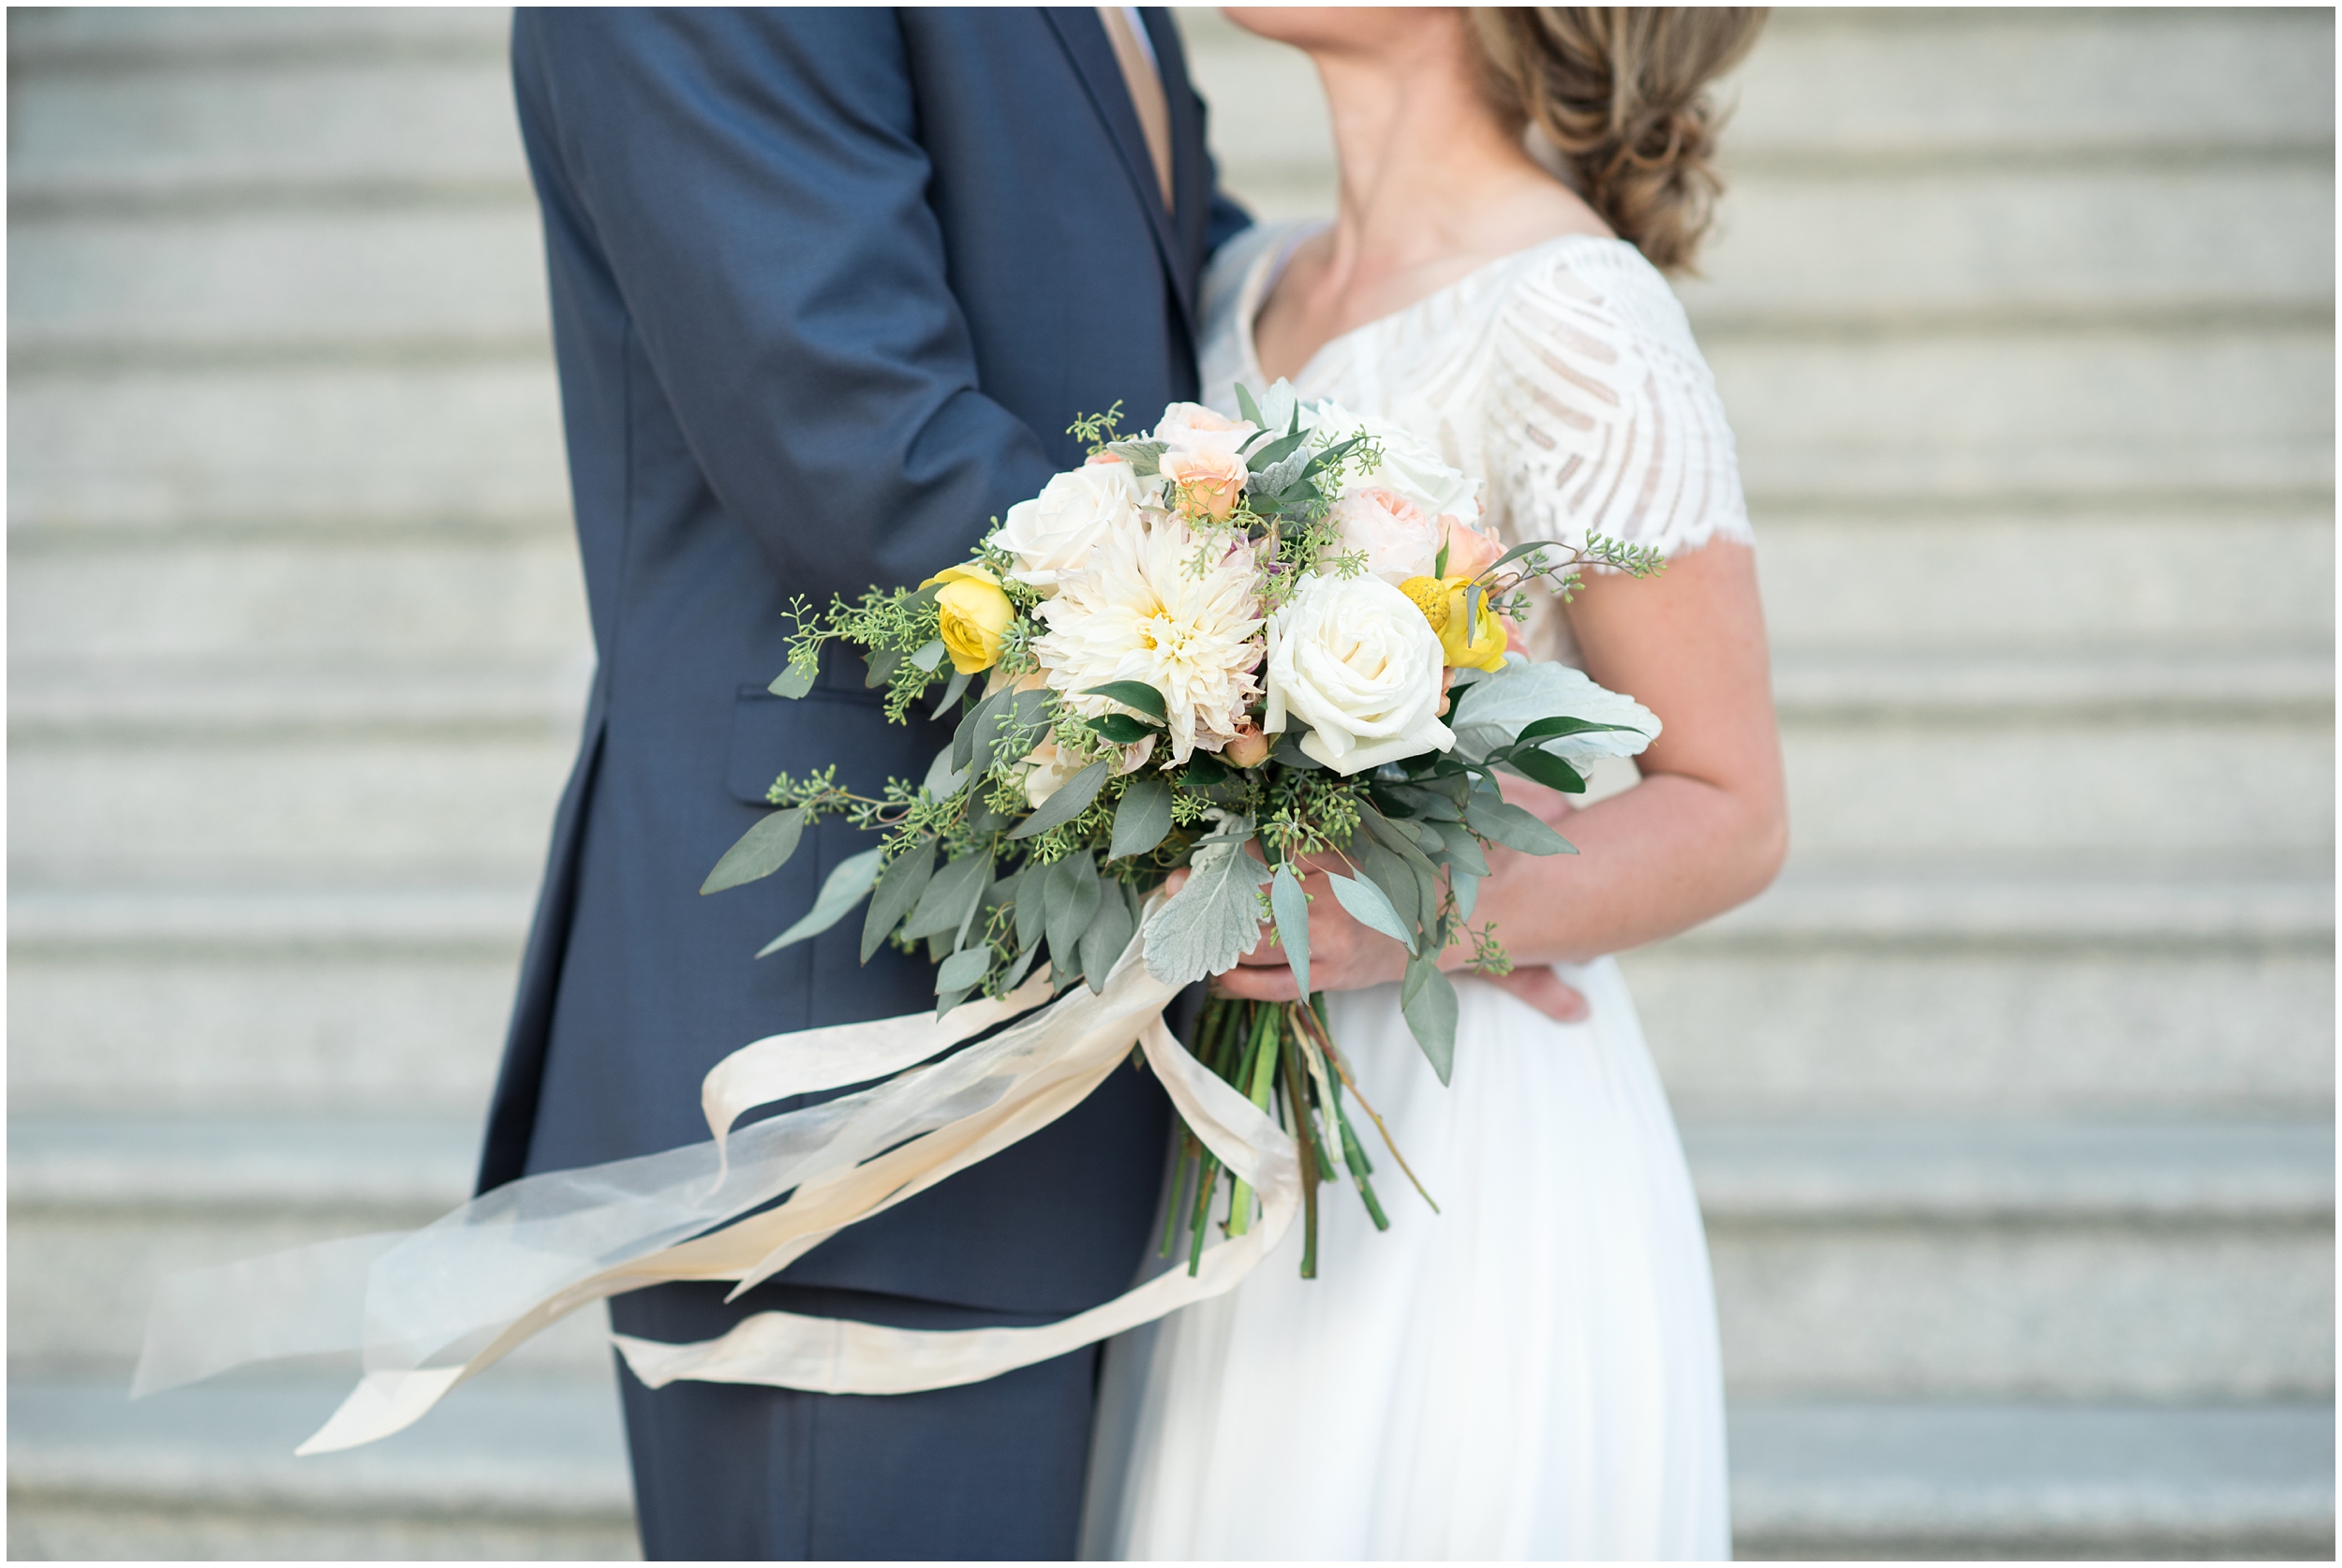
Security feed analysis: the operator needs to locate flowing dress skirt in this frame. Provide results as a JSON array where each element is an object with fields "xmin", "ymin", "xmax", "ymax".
[{"xmin": 1088, "ymin": 959, "xmax": 1730, "ymax": 1561}]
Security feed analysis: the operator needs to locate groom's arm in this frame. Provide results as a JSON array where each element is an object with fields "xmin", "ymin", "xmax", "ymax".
[{"xmin": 512, "ymin": 8, "xmax": 1059, "ymax": 598}]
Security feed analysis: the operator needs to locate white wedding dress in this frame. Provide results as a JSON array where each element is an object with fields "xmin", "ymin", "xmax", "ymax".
[{"xmin": 1086, "ymin": 222, "xmax": 1752, "ymax": 1561}]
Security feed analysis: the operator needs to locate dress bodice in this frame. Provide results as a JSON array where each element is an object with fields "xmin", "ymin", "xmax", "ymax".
[{"xmin": 1198, "ymin": 221, "xmax": 1753, "ymax": 667}]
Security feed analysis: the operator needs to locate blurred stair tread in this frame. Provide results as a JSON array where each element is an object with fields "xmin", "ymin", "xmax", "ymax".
[
  {"xmin": 8, "ymin": 647, "xmax": 2327, "ymax": 735},
  {"xmin": 1728, "ymin": 1398, "xmax": 2335, "ymax": 1550},
  {"xmin": 15, "ymin": 1111, "xmax": 2329, "ymax": 1226},
  {"xmin": 8, "ymin": 1375, "xmax": 630, "ymax": 1522},
  {"xmin": 12, "ymin": 1378, "xmax": 2330, "ymax": 1551}
]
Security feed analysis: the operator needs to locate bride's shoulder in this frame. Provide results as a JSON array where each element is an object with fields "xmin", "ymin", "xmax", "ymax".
[{"xmin": 1493, "ymin": 239, "xmax": 1708, "ymax": 378}]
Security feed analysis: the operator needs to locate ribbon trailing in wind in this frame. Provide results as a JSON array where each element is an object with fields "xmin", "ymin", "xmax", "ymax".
[{"xmin": 133, "ymin": 922, "xmax": 1298, "ymax": 1456}]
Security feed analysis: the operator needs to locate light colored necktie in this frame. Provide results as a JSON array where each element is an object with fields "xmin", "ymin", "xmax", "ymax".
[{"xmin": 1097, "ymin": 6, "xmax": 1174, "ymax": 214}]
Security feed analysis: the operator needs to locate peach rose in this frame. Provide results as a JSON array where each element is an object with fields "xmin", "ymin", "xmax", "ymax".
[
  {"xmin": 1438, "ymin": 515, "xmax": 1506, "ymax": 583},
  {"xmin": 1330, "ymin": 486, "xmax": 1443, "ymax": 584},
  {"xmin": 1152, "ymin": 402, "xmax": 1257, "ymax": 457},
  {"xmin": 1159, "ymin": 447, "xmax": 1247, "ymax": 523}
]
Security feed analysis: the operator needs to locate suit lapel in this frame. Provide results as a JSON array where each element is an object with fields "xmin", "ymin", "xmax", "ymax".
[
  {"xmin": 1142, "ymin": 7, "xmax": 1211, "ymax": 286},
  {"xmin": 1041, "ymin": 7, "xmax": 1195, "ymax": 333}
]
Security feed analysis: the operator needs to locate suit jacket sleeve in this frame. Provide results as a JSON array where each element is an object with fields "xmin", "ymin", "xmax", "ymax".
[{"xmin": 513, "ymin": 8, "xmax": 1060, "ymax": 598}]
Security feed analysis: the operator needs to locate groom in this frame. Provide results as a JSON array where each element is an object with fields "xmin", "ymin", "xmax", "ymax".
[{"xmin": 484, "ymin": 9, "xmax": 1247, "ymax": 1561}]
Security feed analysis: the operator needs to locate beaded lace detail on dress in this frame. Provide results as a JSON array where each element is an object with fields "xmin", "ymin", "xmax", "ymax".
[{"xmin": 1197, "ymin": 222, "xmax": 1753, "ymax": 664}]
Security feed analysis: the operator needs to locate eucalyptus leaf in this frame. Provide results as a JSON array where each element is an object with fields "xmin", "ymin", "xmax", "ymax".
[
  {"xmin": 1044, "ymin": 851, "xmax": 1103, "ymax": 986},
  {"xmin": 863, "ymin": 647, "xmax": 903, "ymax": 688},
  {"xmin": 1440, "ymin": 830, "xmax": 1490, "ymax": 880},
  {"xmin": 952, "ymin": 688, "xmax": 1008, "ymax": 772},
  {"xmin": 700, "ymin": 807, "xmax": 807, "ymax": 895},
  {"xmin": 1234, "ymin": 382, "xmax": 1265, "ymax": 429},
  {"xmin": 1462, "ymin": 797, "xmax": 1576, "ymax": 857},
  {"xmin": 921, "ymin": 745, "xmax": 969, "ymax": 801},
  {"xmin": 1109, "ymin": 777, "xmax": 1173, "ymax": 860},
  {"xmin": 1141, "ymin": 821, "xmax": 1270, "ymax": 985},
  {"xmin": 1014, "ymin": 863, "xmax": 1047, "ymax": 952},
  {"xmin": 1270, "ymin": 864, "xmax": 1312, "ymax": 998},
  {"xmin": 1356, "ymin": 840, "xmax": 1422, "ymax": 935},
  {"xmin": 1401, "ymin": 962, "xmax": 1460, "ymax": 1085},
  {"xmin": 900, "ymin": 851, "xmax": 988, "ymax": 940},
  {"xmin": 1326, "ymin": 870, "xmax": 1414, "ymax": 954},
  {"xmin": 927, "ymin": 665, "xmax": 972, "ymax": 721},
  {"xmin": 934, "ymin": 947, "xmax": 992, "ymax": 996},
  {"xmin": 768, "ymin": 664, "xmax": 814, "ymax": 700},
  {"xmin": 1078, "ymin": 880, "xmax": 1137, "ymax": 993},
  {"xmin": 1004, "ymin": 937, "xmax": 1042, "ymax": 990},
  {"xmin": 1450, "ymin": 866, "xmax": 1481, "ymax": 921},
  {"xmin": 1008, "ymin": 757, "xmax": 1110, "ymax": 839},
  {"xmin": 862, "ymin": 837, "xmax": 936, "ymax": 961},
  {"xmin": 1269, "ymin": 731, "xmax": 1323, "ymax": 771},
  {"xmin": 757, "ymin": 847, "xmax": 883, "ymax": 957},
  {"xmin": 909, "ymin": 639, "xmax": 948, "ymax": 673}
]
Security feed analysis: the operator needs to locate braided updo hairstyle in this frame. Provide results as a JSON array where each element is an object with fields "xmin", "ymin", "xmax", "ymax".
[{"xmin": 1469, "ymin": 7, "xmax": 1768, "ymax": 275}]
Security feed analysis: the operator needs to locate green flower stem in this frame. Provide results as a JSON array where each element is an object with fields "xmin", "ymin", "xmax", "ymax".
[
  {"xmin": 1280, "ymin": 1031, "xmax": 1320, "ymax": 1278},
  {"xmin": 1225, "ymin": 1004, "xmax": 1283, "ymax": 1237}
]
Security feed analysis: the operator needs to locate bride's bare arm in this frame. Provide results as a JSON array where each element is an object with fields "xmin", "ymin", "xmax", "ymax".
[{"xmin": 1214, "ymin": 540, "xmax": 1786, "ymax": 1001}]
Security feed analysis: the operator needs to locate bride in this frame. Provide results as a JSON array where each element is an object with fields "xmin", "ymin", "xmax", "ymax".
[{"xmin": 1090, "ymin": 7, "xmax": 1780, "ymax": 1559}]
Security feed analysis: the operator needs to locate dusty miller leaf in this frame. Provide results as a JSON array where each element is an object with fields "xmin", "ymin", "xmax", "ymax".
[{"xmin": 1142, "ymin": 817, "xmax": 1270, "ymax": 985}]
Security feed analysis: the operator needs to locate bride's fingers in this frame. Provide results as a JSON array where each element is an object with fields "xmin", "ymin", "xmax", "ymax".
[
  {"xmin": 1485, "ymin": 967, "xmax": 1591, "ymax": 1024},
  {"xmin": 1210, "ymin": 963, "xmax": 1300, "ymax": 1002}
]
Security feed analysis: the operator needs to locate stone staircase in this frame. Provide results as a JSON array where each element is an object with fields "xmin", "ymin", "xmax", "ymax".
[{"xmin": 8, "ymin": 7, "xmax": 2332, "ymax": 1560}]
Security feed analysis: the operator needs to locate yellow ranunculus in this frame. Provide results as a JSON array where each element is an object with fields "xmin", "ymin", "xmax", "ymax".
[
  {"xmin": 921, "ymin": 562, "xmax": 1015, "ymax": 674},
  {"xmin": 1399, "ymin": 573, "xmax": 1509, "ymax": 673}
]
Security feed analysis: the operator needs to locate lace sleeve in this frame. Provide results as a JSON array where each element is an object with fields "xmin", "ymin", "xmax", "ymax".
[{"xmin": 1482, "ymin": 246, "xmax": 1752, "ymax": 569}]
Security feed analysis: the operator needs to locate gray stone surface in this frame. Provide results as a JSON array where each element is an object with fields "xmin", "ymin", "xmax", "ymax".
[{"xmin": 1729, "ymin": 1399, "xmax": 2335, "ymax": 1558}]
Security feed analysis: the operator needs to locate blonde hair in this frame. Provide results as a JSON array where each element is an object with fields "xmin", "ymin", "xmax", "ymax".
[{"xmin": 1470, "ymin": 7, "xmax": 1768, "ymax": 274}]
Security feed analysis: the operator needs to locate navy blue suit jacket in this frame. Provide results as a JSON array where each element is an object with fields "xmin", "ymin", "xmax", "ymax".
[{"xmin": 484, "ymin": 7, "xmax": 1248, "ymax": 1316}]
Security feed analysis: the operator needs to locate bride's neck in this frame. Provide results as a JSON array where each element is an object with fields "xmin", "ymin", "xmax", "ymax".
[{"xmin": 1308, "ymin": 33, "xmax": 1548, "ymax": 289}]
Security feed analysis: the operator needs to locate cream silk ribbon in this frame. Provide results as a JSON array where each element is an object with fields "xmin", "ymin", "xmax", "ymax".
[{"xmin": 133, "ymin": 925, "xmax": 1298, "ymax": 1456}]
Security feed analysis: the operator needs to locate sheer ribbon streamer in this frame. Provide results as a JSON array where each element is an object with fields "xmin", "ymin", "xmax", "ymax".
[{"xmin": 133, "ymin": 927, "xmax": 1297, "ymax": 1456}]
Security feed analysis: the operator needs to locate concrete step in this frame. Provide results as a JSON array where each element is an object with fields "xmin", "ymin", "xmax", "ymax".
[
  {"xmin": 8, "ymin": 31, "xmax": 521, "ymax": 216},
  {"xmin": 7, "ymin": 1114, "xmax": 609, "ymax": 1379},
  {"xmin": 7, "ymin": 1373, "xmax": 635, "ymax": 1561},
  {"xmin": 1183, "ymin": 8, "xmax": 2335, "ymax": 224},
  {"xmin": 1756, "ymin": 501, "xmax": 2334, "ymax": 657},
  {"xmin": 9, "ymin": 361, "xmax": 567, "ymax": 531},
  {"xmin": 11, "ymin": 1112, "xmax": 2328, "ymax": 1399},
  {"xmin": 9, "ymin": 734, "xmax": 577, "ymax": 889},
  {"xmin": 1691, "ymin": 1119, "xmax": 2334, "ymax": 1400},
  {"xmin": 13, "ymin": 505, "xmax": 2328, "ymax": 679},
  {"xmin": 9, "ymin": 536, "xmax": 586, "ymax": 667},
  {"xmin": 1711, "ymin": 326, "xmax": 2333, "ymax": 503},
  {"xmin": 11, "ymin": 207, "xmax": 548, "ymax": 362},
  {"xmin": 26, "ymin": 165, "xmax": 2320, "ymax": 362},
  {"xmin": 1729, "ymin": 1399, "xmax": 2335, "ymax": 1560},
  {"xmin": 9, "ymin": 872, "xmax": 2328, "ymax": 1118},
  {"xmin": 8, "ymin": 680, "xmax": 2326, "ymax": 891},
  {"xmin": 8, "ymin": 659, "xmax": 593, "ymax": 744},
  {"xmin": 1685, "ymin": 164, "xmax": 2332, "ymax": 331},
  {"xmin": 1725, "ymin": 8, "xmax": 2334, "ymax": 167},
  {"xmin": 8, "ymin": 1378, "xmax": 2330, "ymax": 1561}
]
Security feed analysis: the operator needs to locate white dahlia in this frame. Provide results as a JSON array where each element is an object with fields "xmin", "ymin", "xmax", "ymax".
[{"xmin": 1032, "ymin": 513, "xmax": 1265, "ymax": 765}]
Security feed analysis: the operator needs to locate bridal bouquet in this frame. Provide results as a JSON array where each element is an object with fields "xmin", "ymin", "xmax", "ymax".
[
  {"xmin": 706, "ymin": 384, "xmax": 1664, "ymax": 1276},
  {"xmin": 132, "ymin": 390, "xmax": 1668, "ymax": 1457}
]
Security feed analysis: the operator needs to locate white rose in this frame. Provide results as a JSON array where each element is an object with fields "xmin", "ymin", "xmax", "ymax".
[
  {"xmin": 996, "ymin": 464, "xmax": 1147, "ymax": 589},
  {"xmin": 1310, "ymin": 407, "xmax": 1479, "ymax": 520},
  {"xmin": 1263, "ymin": 572, "xmax": 1453, "ymax": 776}
]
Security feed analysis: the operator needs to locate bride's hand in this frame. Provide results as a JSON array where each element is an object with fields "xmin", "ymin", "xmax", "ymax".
[{"xmin": 1164, "ymin": 845, "xmax": 1591, "ymax": 1024}]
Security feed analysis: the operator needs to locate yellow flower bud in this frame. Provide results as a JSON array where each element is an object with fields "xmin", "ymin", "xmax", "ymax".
[
  {"xmin": 1400, "ymin": 573, "xmax": 1507, "ymax": 672},
  {"xmin": 921, "ymin": 562, "xmax": 1015, "ymax": 674}
]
